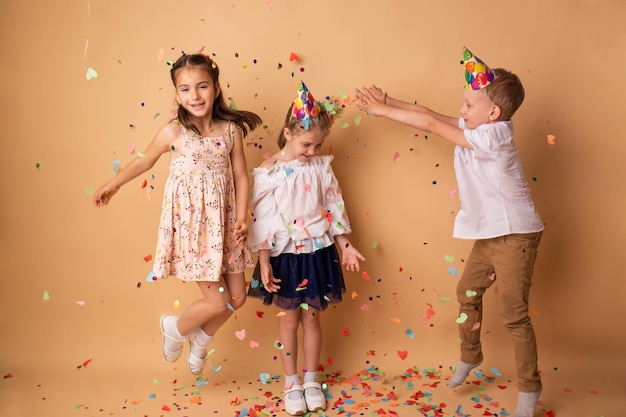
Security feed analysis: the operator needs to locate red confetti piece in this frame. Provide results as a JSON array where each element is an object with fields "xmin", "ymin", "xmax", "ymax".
[
  {"xmin": 341, "ymin": 328, "xmax": 350, "ymax": 336},
  {"xmin": 141, "ymin": 179, "xmax": 148, "ymax": 189},
  {"xmin": 497, "ymin": 385, "xmax": 507, "ymax": 389},
  {"xmin": 546, "ymin": 411, "xmax": 555, "ymax": 417},
  {"xmin": 143, "ymin": 254, "xmax": 152, "ymax": 262},
  {"xmin": 362, "ymin": 272, "xmax": 371, "ymax": 281},
  {"xmin": 3, "ymin": 373, "xmax": 12, "ymax": 378},
  {"xmin": 298, "ymin": 279, "xmax": 308, "ymax": 287},
  {"xmin": 161, "ymin": 405, "xmax": 171, "ymax": 411},
  {"xmin": 397, "ymin": 350, "xmax": 408, "ymax": 360},
  {"xmin": 289, "ymin": 52, "xmax": 299, "ymax": 62},
  {"xmin": 256, "ymin": 311, "xmax": 264, "ymax": 318},
  {"xmin": 82, "ymin": 359, "xmax": 93, "ymax": 368}
]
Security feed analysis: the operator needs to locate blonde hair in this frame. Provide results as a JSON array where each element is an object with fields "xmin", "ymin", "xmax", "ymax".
[{"xmin": 277, "ymin": 104, "xmax": 333, "ymax": 149}]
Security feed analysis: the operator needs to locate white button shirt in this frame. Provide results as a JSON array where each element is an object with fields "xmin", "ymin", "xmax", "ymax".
[{"xmin": 453, "ymin": 119, "xmax": 544, "ymax": 239}]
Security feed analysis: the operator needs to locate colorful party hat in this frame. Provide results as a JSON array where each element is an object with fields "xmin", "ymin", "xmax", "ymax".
[
  {"xmin": 291, "ymin": 81, "xmax": 320, "ymax": 130},
  {"xmin": 462, "ymin": 47, "xmax": 496, "ymax": 90}
]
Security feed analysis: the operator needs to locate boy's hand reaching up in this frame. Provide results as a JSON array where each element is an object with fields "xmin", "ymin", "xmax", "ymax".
[{"xmin": 355, "ymin": 85, "xmax": 387, "ymax": 116}]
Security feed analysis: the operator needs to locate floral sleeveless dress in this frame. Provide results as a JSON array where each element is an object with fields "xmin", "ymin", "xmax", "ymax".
[{"xmin": 153, "ymin": 121, "xmax": 253, "ymax": 281}]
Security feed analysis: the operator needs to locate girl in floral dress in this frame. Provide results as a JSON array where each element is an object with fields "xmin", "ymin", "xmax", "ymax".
[{"xmin": 94, "ymin": 53, "xmax": 261, "ymax": 375}]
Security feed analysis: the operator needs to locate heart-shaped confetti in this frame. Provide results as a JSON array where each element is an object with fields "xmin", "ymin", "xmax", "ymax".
[
  {"xmin": 466, "ymin": 290, "xmax": 478, "ymax": 297},
  {"xmin": 456, "ymin": 313, "xmax": 468, "ymax": 323},
  {"xmin": 259, "ymin": 373, "xmax": 270, "ymax": 384},
  {"xmin": 397, "ymin": 350, "xmax": 408, "ymax": 360},
  {"xmin": 235, "ymin": 329, "xmax": 246, "ymax": 340},
  {"xmin": 85, "ymin": 67, "xmax": 98, "ymax": 80}
]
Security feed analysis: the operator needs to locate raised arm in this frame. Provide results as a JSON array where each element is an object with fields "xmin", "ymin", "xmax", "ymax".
[
  {"xmin": 355, "ymin": 86, "xmax": 472, "ymax": 149},
  {"xmin": 93, "ymin": 122, "xmax": 178, "ymax": 207}
]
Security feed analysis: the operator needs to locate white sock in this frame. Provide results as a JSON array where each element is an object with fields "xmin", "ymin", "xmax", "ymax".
[
  {"xmin": 284, "ymin": 374, "xmax": 303, "ymax": 400},
  {"xmin": 512, "ymin": 390, "xmax": 541, "ymax": 417},
  {"xmin": 448, "ymin": 360, "xmax": 483, "ymax": 388},
  {"xmin": 304, "ymin": 371, "xmax": 323, "ymax": 398},
  {"xmin": 189, "ymin": 328, "xmax": 213, "ymax": 359}
]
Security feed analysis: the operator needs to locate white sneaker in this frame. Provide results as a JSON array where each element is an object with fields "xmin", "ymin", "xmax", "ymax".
[
  {"xmin": 160, "ymin": 315, "xmax": 189, "ymax": 362},
  {"xmin": 303, "ymin": 381, "xmax": 326, "ymax": 412},
  {"xmin": 187, "ymin": 328, "xmax": 213, "ymax": 375},
  {"xmin": 283, "ymin": 383, "xmax": 307, "ymax": 416}
]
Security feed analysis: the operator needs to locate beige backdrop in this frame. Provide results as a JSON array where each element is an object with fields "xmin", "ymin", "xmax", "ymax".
[{"xmin": 1, "ymin": 0, "xmax": 625, "ymax": 416}]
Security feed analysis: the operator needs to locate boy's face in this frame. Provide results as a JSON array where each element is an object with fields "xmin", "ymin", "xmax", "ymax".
[{"xmin": 460, "ymin": 89, "xmax": 498, "ymax": 129}]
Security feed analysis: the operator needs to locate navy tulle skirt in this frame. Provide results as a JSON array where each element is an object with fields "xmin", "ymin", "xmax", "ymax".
[{"xmin": 247, "ymin": 245, "xmax": 345, "ymax": 311}]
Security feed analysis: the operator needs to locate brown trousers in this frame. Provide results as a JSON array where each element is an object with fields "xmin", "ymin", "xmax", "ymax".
[{"xmin": 456, "ymin": 232, "xmax": 543, "ymax": 392}]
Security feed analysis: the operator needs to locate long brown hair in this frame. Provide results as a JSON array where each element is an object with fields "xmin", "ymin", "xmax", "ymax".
[{"xmin": 170, "ymin": 54, "xmax": 262, "ymax": 136}]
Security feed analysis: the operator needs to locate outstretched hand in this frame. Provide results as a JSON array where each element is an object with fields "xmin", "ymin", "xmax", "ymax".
[
  {"xmin": 341, "ymin": 244, "xmax": 366, "ymax": 272},
  {"xmin": 93, "ymin": 184, "xmax": 120, "ymax": 207},
  {"xmin": 355, "ymin": 85, "xmax": 387, "ymax": 116}
]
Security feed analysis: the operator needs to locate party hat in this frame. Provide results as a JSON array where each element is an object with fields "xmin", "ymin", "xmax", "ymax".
[
  {"xmin": 291, "ymin": 81, "xmax": 320, "ymax": 130},
  {"xmin": 462, "ymin": 47, "xmax": 496, "ymax": 90}
]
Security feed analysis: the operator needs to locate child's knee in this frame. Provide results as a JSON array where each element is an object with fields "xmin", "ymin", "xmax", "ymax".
[{"xmin": 229, "ymin": 293, "xmax": 247, "ymax": 310}]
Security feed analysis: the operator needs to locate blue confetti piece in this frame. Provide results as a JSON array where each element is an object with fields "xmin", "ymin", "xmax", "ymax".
[
  {"xmin": 448, "ymin": 266, "xmax": 458, "ymax": 276},
  {"xmin": 491, "ymin": 367, "xmax": 502, "ymax": 376},
  {"xmin": 284, "ymin": 167, "xmax": 294, "ymax": 176},
  {"xmin": 146, "ymin": 271, "xmax": 157, "ymax": 282},
  {"xmin": 474, "ymin": 369, "xmax": 484, "ymax": 378},
  {"xmin": 250, "ymin": 278, "xmax": 260, "ymax": 288},
  {"xmin": 405, "ymin": 328, "xmax": 415, "ymax": 339}
]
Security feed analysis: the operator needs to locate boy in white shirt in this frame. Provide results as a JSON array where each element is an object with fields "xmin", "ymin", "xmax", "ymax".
[{"xmin": 355, "ymin": 47, "xmax": 544, "ymax": 417}]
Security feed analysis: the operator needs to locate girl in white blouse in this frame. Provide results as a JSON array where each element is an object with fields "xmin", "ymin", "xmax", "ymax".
[{"xmin": 247, "ymin": 82, "xmax": 365, "ymax": 416}]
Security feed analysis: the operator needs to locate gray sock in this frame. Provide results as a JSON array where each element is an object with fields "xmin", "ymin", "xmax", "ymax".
[
  {"xmin": 512, "ymin": 390, "xmax": 541, "ymax": 417},
  {"xmin": 448, "ymin": 360, "xmax": 483, "ymax": 388}
]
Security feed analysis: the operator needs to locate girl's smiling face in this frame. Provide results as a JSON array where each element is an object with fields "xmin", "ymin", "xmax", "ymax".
[
  {"xmin": 283, "ymin": 127, "xmax": 328, "ymax": 162},
  {"xmin": 174, "ymin": 66, "xmax": 220, "ymax": 118},
  {"xmin": 460, "ymin": 89, "xmax": 499, "ymax": 129}
]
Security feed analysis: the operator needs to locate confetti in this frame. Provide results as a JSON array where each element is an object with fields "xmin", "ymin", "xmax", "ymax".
[
  {"xmin": 456, "ymin": 313, "xmax": 468, "ymax": 323},
  {"xmin": 235, "ymin": 329, "xmax": 246, "ymax": 340},
  {"xmin": 85, "ymin": 67, "xmax": 98, "ymax": 80}
]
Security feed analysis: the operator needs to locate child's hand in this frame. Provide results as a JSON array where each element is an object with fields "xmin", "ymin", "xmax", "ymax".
[
  {"xmin": 340, "ymin": 243, "xmax": 366, "ymax": 272},
  {"xmin": 233, "ymin": 221, "xmax": 249, "ymax": 249},
  {"xmin": 260, "ymin": 262, "xmax": 281, "ymax": 293},
  {"xmin": 355, "ymin": 85, "xmax": 387, "ymax": 116},
  {"xmin": 93, "ymin": 184, "xmax": 120, "ymax": 207}
]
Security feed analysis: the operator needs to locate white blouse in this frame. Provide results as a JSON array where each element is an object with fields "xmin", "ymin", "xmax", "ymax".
[{"xmin": 248, "ymin": 155, "xmax": 352, "ymax": 256}]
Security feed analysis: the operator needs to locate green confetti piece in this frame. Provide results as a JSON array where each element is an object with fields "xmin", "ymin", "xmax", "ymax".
[
  {"xmin": 43, "ymin": 290, "xmax": 50, "ymax": 301},
  {"xmin": 136, "ymin": 151, "xmax": 146, "ymax": 158},
  {"xmin": 466, "ymin": 290, "xmax": 477, "ymax": 297},
  {"xmin": 229, "ymin": 100, "xmax": 239, "ymax": 110},
  {"xmin": 354, "ymin": 115, "xmax": 362, "ymax": 126},
  {"xmin": 456, "ymin": 313, "xmax": 468, "ymax": 323},
  {"xmin": 340, "ymin": 121, "xmax": 349, "ymax": 129},
  {"xmin": 439, "ymin": 297, "xmax": 451, "ymax": 303},
  {"xmin": 371, "ymin": 241, "xmax": 378, "ymax": 248},
  {"xmin": 299, "ymin": 303, "xmax": 309, "ymax": 310},
  {"xmin": 85, "ymin": 188, "xmax": 95, "ymax": 195},
  {"xmin": 444, "ymin": 254, "xmax": 455, "ymax": 263}
]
